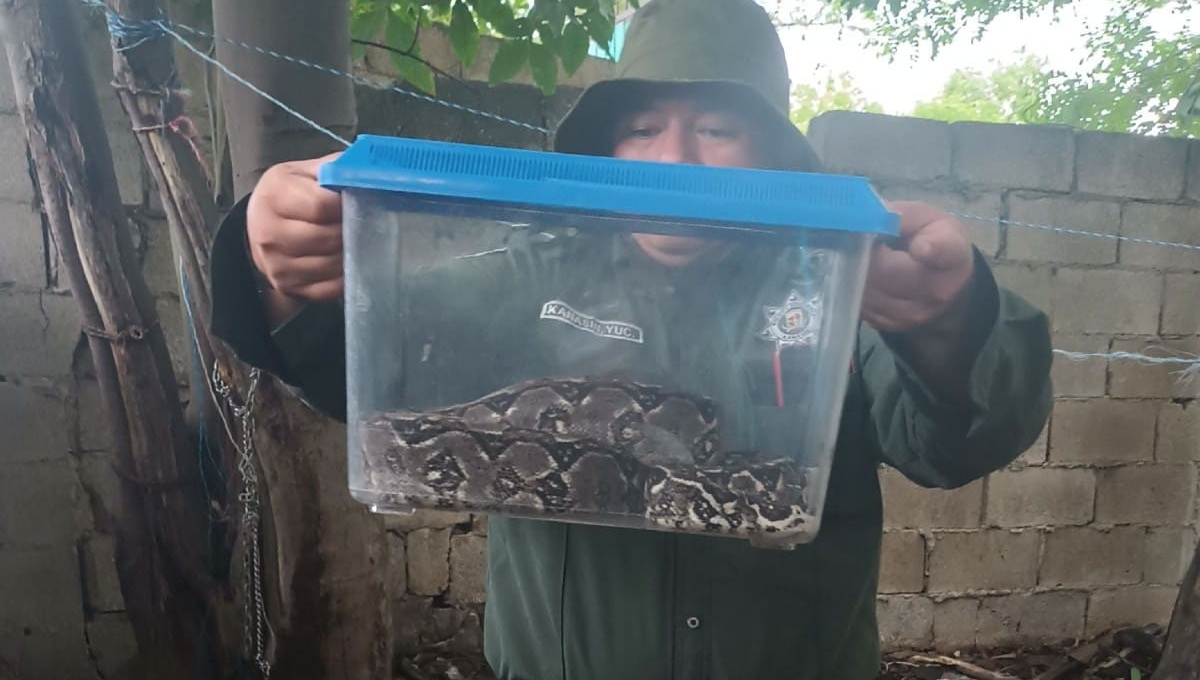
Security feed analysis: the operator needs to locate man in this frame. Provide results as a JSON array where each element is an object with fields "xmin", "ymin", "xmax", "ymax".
[{"xmin": 209, "ymin": 0, "xmax": 1054, "ymax": 677}]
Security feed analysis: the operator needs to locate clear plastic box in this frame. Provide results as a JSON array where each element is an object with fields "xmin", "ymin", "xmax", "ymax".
[{"xmin": 319, "ymin": 134, "xmax": 898, "ymax": 549}]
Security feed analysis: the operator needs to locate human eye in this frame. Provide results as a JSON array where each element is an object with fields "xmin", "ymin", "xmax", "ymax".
[
  {"xmin": 698, "ymin": 112, "xmax": 746, "ymax": 139},
  {"xmin": 616, "ymin": 112, "xmax": 662, "ymax": 141}
]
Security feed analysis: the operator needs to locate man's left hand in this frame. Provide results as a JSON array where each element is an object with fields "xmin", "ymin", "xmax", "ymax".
[{"xmin": 861, "ymin": 200, "xmax": 976, "ymax": 337}]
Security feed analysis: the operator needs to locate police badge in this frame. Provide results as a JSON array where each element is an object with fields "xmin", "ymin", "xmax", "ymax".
[{"xmin": 760, "ymin": 289, "xmax": 822, "ymax": 349}]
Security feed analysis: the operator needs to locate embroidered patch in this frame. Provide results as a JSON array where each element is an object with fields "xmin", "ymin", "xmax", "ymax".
[
  {"xmin": 540, "ymin": 300, "xmax": 644, "ymax": 344},
  {"xmin": 760, "ymin": 289, "xmax": 821, "ymax": 348}
]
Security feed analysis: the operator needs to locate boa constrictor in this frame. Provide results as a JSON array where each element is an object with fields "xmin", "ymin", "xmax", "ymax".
[{"xmin": 359, "ymin": 377, "xmax": 816, "ymax": 543}]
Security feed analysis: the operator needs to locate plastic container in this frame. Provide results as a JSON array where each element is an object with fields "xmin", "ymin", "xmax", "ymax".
[{"xmin": 319, "ymin": 134, "xmax": 898, "ymax": 549}]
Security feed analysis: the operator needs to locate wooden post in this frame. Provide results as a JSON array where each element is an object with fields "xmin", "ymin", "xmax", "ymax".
[
  {"xmin": 0, "ymin": 0, "xmax": 223, "ymax": 677},
  {"xmin": 1152, "ymin": 539, "xmax": 1200, "ymax": 680},
  {"xmin": 106, "ymin": 0, "xmax": 394, "ymax": 677}
]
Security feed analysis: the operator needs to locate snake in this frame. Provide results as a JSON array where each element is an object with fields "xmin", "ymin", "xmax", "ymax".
[{"xmin": 358, "ymin": 376, "xmax": 816, "ymax": 542}]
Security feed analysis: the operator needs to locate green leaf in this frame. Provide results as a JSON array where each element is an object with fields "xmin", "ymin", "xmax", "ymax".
[
  {"xmin": 488, "ymin": 39, "xmax": 529, "ymax": 85},
  {"xmin": 560, "ymin": 20, "xmax": 589, "ymax": 76},
  {"xmin": 581, "ymin": 10, "xmax": 614, "ymax": 48},
  {"xmin": 529, "ymin": 40, "xmax": 557, "ymax": 94},
  {"xmin": 449, "ymin": 0, "xmax": 480, "ymax": 66},
  {"xmin": 385, "ymin": 5, "xmax": 418, "ymax": 52},
  {"xmin": 392, "ymin": 53, "xmax": 437, "ymax": 94},
  {"xmin": 350, "ymin": 1, "xmax": 387, "ymax": 59},
  {"xmin": 427, "ymin": 0, "xmax": 453, "ymax": 20},
  {"xmin": 537, "ymin": 20, "xmax": 561, "ymax": 50},
  {"xmin": 473, "ymin": 0, "xmax": 519, "ymax": 35}
]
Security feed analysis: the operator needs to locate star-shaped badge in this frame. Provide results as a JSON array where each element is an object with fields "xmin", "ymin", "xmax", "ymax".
[{"xmin": 760, "ymin": 289, "xmax": 821, "ymax": 348}]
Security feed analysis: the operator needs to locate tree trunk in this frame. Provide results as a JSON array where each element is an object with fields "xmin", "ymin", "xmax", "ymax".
[
  {"xmin": 212, "ymin": 0, "xmax": 356, "ymax": 196},
  {"xmin": 1153, "ymin": 538, "xmax": 1200, "ymax": 680},
  {"xmin": 0, "ymin": 0, "xmax": 221, "ymax": 677},
  {"xmin": 209, "ymin": 0, "xmax": 393, "ymax": 678}
]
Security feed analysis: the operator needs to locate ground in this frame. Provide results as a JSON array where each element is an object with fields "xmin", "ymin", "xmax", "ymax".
[{"xmin": 395, "ymin": 624, "xmax": 1165, "ymax": 680}]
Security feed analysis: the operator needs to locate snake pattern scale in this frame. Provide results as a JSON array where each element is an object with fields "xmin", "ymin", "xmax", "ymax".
[{"xmin": 359, "ymin": 377, "xmax": 817, "ymax": 542}]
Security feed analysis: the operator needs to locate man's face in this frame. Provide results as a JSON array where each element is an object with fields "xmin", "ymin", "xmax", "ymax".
[{"xmin": 611, "ymin": 95, "xmax": 767, "ymax": 267}]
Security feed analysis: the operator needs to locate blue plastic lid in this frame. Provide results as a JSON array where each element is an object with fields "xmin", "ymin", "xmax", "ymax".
[{"xmin": 318, "ymin": 134, "xmax": 899, "ymax": 236}]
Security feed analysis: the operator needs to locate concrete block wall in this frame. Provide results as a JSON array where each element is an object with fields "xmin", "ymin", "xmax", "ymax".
[{"xmin": 807, "ymin": 111, "xmax": 1200, "ymax": 651}]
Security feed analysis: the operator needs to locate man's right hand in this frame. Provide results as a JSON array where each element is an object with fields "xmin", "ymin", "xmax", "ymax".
[{"xmin": 245, "ymin": 153, "xmax": 344, "ymax": 326}]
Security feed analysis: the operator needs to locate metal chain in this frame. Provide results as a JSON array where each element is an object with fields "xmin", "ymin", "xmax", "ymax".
[{"xmin": 213, "ymin": 366, "xmax": 271, "ymax": 679}]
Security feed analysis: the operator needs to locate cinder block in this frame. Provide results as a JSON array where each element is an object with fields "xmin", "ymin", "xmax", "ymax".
[
  {"xmin": 383, "ymin": 509, "xmax": 471, "ymax": 532},
  {"xmin": 1006, "ymin": 194, "xmax": 1119, "ymax": 265},
  {"xmin": 1, "ymin": 382, "xmax": 68, "ymax": 463},
  {"xmin": 1085, "ymin": 586, "xmax": 1178, "ymax": 635},
  {"xmin": 1156, "ymin": 403, "xmax": 1200, "ymax": 463},
  {"xmin": 952, "ymin": 122, "xmax": 1074, "ymax": 191},
  {"xmin": 448, "ymin": 533, "xmax": 487, "ymax": 604},
  {"xmin": 879, "ymin": 531, "xmax": 925, "ymax": 594},
  {"xmin": 85, "ymin": 612, "xmax": 140, "ymax": 680},
  {"xmin": 0, "ymin": 545, "xmax": 84, "ymax": 632},
  {"xmin": 875, "ymin": 184, "xmax": 1002, "ymax": 257},
  {"xmin": 155, "ymin": 295, "xmax": 190, "ymax": 384},
  {"xmin": 0, "ymin": 291, "xmax": 80, "ymax": 377},
  {"xmin": 139, "ymin": 218, "xmax": 180, "ymax": 299},
  {"xmin": 1187, "ymin": 138, "xmax": 1200, "ymax": 201},
  {"xmin": 75, "ymin": 379, "xmax": 112, "ymax": 453},
  {"xmin": 993, "ymin": 263, "xmax": 1053, "ymax": 313},
  {"xmin": 392, "ymin": 596, "xmax": 433, "ymax": 655},
  {"xmin": 1050, "ymin": 335, "xmax": 1109, "ymax": 397},
  {"xmin": 1039, "ymin": 526, "xmax": 1144, "ymax": 587},
  {"xmin": 82, "ymin": 534, "xmax": 126, "ymax": 612},
  {"xmin": 876, "ymin": 595, "xmax": 934, "ymax": 650},
  {"xmin": 0, "ymin": 52, "xmax": 16, "ymax": 113},
  {"xmin": 0, "ymin": 121, "xmax": 33, "ymax": 202},
  {"xmin": 406, "ymin": 527, "xmax": 450, "ymax": 596},
  {"xmin": 472, "ymin": 514, "xmax": 488, "ymax": 535},
  {"xmin": 1048, "ymin": 399, "xmax": 1156, "ymax": 464},
  {"xmin": 1095, "ymin": 464, "xmax": 1196, "ymax": 525},
  {"xmin": 79, "ymin": 452, "xmax": 118, "ymax": 533},
  {"xmin": 1017, "ymin": 420, "xmax": 1048, "ymax": 467},
  {"xmin": 807, "ymin": 111, "xmax": 951, "ymax": 182},
  {"xmin": 1050, "ymin": 269, "xmax": 1162, "ymax": 334},
  {"xmin": 1109, "ymin": 337, "xmax": 1200, "ymax": 399},
  {"xmin": 0, "ymin": 622, "xmax": 93, "ymax": 680},
  {"xmin": 880, "ymin": 467, "xmax": 982, "ymax": 529},
  {"xmin": 0, "ymin": 461, "xmax": 82, "ymax": 546},
  {"xmin": 1120, "ymin": 202, "xmax": 1200, "ymax": 271},
  {"xmin": 985, "ymin": 468, "xmax": 1095, "ymax": 527},
  {"xmin": 1162, "ymin": 273, "xmax": 1200, "ymax": 335},
  {"xmin": 387, "ymin": 532, "xmax": 406, "ymax": 597},
  {"xmin": 0, "ymin": 200, "xmax": 44, "ymax": 288},
  {"xmin": 927, "ymin": 530, "xmax": 1040, "ymax": 592},
  {"xmin": 976, "ymin": 591, "xmax": 1087, "ymax": 648},
  {"xmin": 1077, "ymin": 132, "xmax": 1187, "ymax": 200},
  {"xmin": 86, "ymin": 42, "xmax": 145, "ymax": 208},
  {"xmin": 1143, "ymin": 526, "xmax": 1197, "ymax": 585},
  {"xmin": 932, "ymin": 597, "xmax": 980, "ymax": 651}
]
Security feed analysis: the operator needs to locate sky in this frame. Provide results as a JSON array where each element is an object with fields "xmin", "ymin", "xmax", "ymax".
[{"xmin": 772, "ymin": 0, "xmax": 1193, "ymax": 114}]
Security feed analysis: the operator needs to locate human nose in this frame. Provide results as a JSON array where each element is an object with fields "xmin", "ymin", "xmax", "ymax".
[{"xmin": 655, "ymin": 122, "xmax": 700, "ymax": 164}]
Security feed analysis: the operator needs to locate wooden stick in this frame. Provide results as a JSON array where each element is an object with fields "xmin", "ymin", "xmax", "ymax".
[
  {"xmin": 0, "ymin": 0, "xmax": 218, "ymax": 676},
  {"xmin": 902, "ymin": 653, "xmax": 1022, "ymax": 680}
]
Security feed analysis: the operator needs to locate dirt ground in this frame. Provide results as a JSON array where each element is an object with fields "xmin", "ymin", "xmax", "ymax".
[{"xmin": 396, "ymin": 624, "xmax": 1165, "ymax": 680}]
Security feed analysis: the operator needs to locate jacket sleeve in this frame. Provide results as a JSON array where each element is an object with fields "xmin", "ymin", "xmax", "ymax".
[
  {"xmin": 856, "ymin": 250, "xmax": 1054, "ymax": 489},
  {"xmin": 209, "ymin": 195, "xmax": 351, "ymax": 421},
  {"xmin": 209, "ymin": 195, "xmax": 533, "ymax": 423}
]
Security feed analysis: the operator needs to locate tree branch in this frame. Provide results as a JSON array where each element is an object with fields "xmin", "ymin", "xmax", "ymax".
[{"xmin": 352, "ymin": 37, "xmax": 476, "ymax": 89}]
